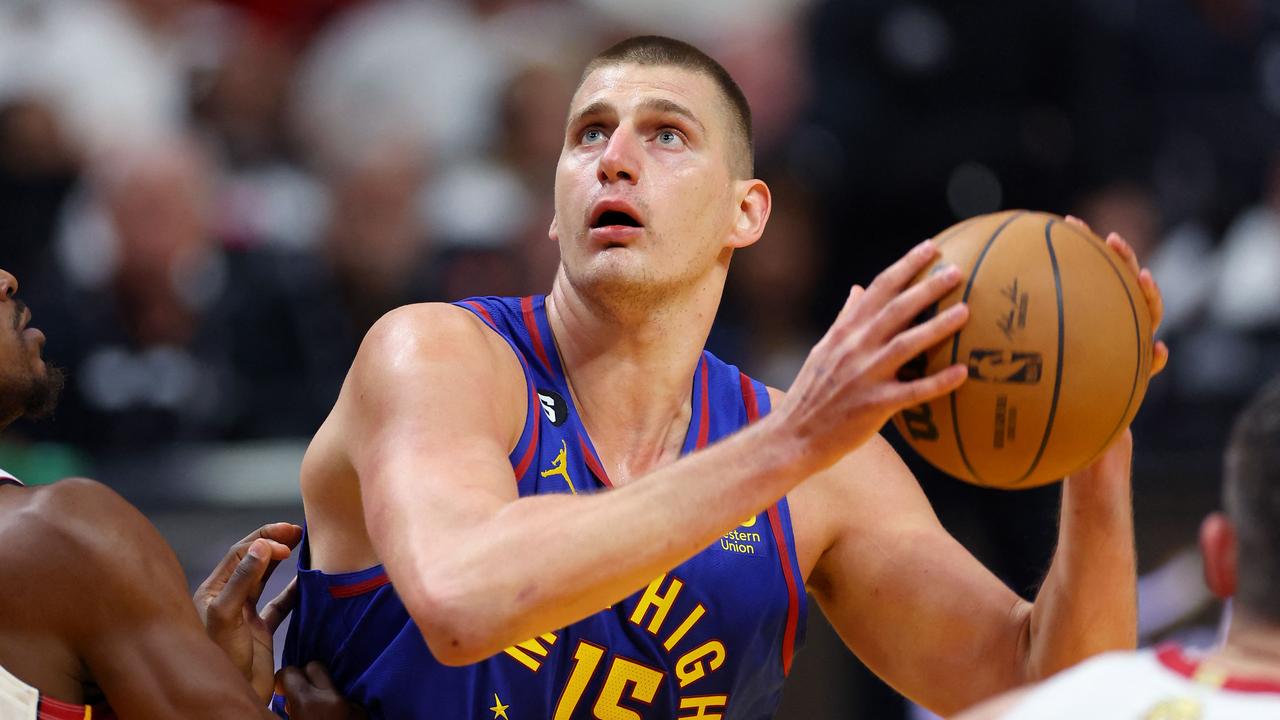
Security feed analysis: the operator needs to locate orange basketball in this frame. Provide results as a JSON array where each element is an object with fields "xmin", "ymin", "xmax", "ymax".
[{"xmin": 891, "ymin": 210, "xmax": 1152, "ymax": 489}]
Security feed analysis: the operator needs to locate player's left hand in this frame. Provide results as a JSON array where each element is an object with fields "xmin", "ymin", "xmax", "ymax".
[
  {"xmin": 193, "ymin": 522, "xmax": 304, "ymax": 703},
  {"xmin": 1065, "ymin": 215, "xmax": 1169, "ymax": 377},
  {"xmin": 277, "ymin": 662, "xmax": 368, "ymax": 719}
]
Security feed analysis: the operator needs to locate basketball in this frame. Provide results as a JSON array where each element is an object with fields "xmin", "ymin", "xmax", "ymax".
[{"xmin": 891, "ymin": 210, "xmax": 1153, "ymax": 489}]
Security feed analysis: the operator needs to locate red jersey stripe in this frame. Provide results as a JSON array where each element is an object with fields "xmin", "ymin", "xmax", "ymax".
[
  {"xmin": 329, "ymin": 572, "xmax": 391, "ymax": 599},
  {"xmin": 739, "ymin": 372, "xmax": 760, "ymax": 422},
  {"xmin": 1156, "ymin": 644, "xmax": 1280, "ymax": 694},
  {"xmin": 463, "ymin": 301, "xmax": 497, "ymax": 329},
  {"xmin": 578, "ymin": 433, "xmax": 612, "ymax": 488},
  {"xmin": 695, "ymin": 355, "xmax": 710, "ymax": 450},
  {"xmin": 766, "ymin": 505, "xmax": 801, "ymax": 676},
  {"xmin": 520, "ymin": 296, "xmax": 554, "ymax": 374},
  {"xmin": 740, "ymin": 372, "xmax": 799, "ymax": 675},
  {"xmin": 512, "ymin": 382, "xmax": 541, "ymax": 481}
]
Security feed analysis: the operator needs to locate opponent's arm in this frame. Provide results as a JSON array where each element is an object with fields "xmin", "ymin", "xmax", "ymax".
[
  {"xmin": 31, "ymin": 479, "xmax": 281, "ymax": 719},
  {"xmin": 804, "ymin": 431, "xmax": 1135, "ymax": 716},
  {"xmin": 332, "ymin": 241, "xmax": 969, "ymax": 665}
]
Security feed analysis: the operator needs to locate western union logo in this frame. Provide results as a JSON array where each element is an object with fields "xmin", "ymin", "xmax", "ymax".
[{"xmin": 720, "ymin": 516, "xmax": 762, "ymax": 556}]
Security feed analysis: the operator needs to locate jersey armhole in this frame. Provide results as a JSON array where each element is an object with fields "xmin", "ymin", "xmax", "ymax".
[{"xmin": 455, "ymin": 300, "xmax": 540, "ymax": 482}]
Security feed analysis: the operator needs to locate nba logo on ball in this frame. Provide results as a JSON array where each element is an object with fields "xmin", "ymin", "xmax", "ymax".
[{"xmin": 892, "ymin": 210, "xmax": 1153, "ymax": 490}]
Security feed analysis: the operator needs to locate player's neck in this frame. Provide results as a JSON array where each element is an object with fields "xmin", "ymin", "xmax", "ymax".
[
  {"xmin": 1207, "ymin": 607, "xmax": 1280, "ymax": 682},
  {"xmin": 545, "ymin": 272, "xmax": 721, "ymax": 483}
]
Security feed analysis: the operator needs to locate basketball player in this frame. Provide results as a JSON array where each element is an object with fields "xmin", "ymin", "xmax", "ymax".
[
  {"xmin": 280, "ymin": 36, "xmax": 1169, "ymax": 718},
  {"xmin": 957, "ymin": 375, "xmax": 1280, "ymax": 718},
  {"xmin": 0, "ymin": 266, "xmax": 355, "ymax": 718}
]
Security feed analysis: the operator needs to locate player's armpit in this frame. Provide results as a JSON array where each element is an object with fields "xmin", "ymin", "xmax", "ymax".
[
  {"xmin": 801, "ymin": 440, "xmax": 1034, "ymax": 716},
  {"xmin": 34, "ymin": 479, "xmax": 278, "ymax": 719}
]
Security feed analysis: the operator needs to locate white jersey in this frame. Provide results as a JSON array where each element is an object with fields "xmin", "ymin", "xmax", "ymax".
[
  {"xmin": 0, "ymin": 662, "xmax": 39, "ymax": 719},
  {"xmin": 1005, "ymin": 645, "xmax": 1280, "ymax": 719}
]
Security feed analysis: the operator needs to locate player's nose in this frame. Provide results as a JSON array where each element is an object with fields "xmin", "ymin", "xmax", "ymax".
[
  {"xmin": 0, "ymin": 269, "xmax": 17, "ymax": 299},
  {"xmin": 597, "ymin": 126, "xmax": 640, "ymax": 185}
]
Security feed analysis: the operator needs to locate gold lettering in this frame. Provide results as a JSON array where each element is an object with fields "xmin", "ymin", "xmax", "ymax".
[
  {"xmin": 629, "ymin": 574, "xmax": 684, "ymax": 635},
  {"xmin": 501, "ymin": 632, "xmax": 558, "ymax": 672},
  {"xmin": 593, "ymin": 658, "xmax": 664, "ymax": 720},
  {"xmin": 678, "ymin": 695, "xmax": 729, "ymax": 719},
  {"xmin": 662, "ymin": 604, "xmax": 706, "ymax": 651},
  {"xmin": 675, "ymin": 640, "xmax": 726, "ymax": 688}
]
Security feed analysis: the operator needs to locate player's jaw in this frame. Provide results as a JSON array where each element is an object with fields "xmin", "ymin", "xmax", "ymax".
[{"xmin": 0, "ymin": 288, "xmax": 64, "ymax": 425}]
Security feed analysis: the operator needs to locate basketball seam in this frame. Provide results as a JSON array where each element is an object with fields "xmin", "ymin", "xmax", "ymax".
[
  {"xmin": 1058, "ymin": 221, "xmax": 1146, "ymax": 467},
  {"xmin": 1015, "ymin": 220, "xmax": 1067, "ymax": 486},
  {"xmin": 949, "ymin": 210, "xmax": 1026, "ymax": 485}
]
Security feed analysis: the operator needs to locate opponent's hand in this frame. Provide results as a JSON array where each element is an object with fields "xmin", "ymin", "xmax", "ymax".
[
  {"xmin": 780, "ymin": 239, "xmax": 969, "ymax": 468},
  {"xmin": 1065, "ymin": 215, "xmax": 1169, "ymax": 377},
  {"xmin": 277, "ymin": 663, "xmax": 368, "ymax": 719},
  {"xmin": 193, "ymin": 522, "xmax": 303, "ymax": 703}
]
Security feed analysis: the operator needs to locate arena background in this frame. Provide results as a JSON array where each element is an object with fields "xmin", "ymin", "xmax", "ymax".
[{"xmin": 2, "ymin": 0, "xmax": 1278, "ymax": 717}]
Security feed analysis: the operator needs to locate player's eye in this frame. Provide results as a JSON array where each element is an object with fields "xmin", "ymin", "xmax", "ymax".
[
  {"xmin": 580, "ymin": 127, "xmax": 607, "ymax": 145},
  {"xmin": 656, "ymin": 129, "xmax": 684, "ymax": 147}
]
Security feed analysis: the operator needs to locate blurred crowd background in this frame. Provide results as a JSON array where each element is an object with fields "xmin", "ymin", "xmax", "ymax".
[{"xmin": 1, "ymin": 0, "xmax": 1278, "ymax": 717}]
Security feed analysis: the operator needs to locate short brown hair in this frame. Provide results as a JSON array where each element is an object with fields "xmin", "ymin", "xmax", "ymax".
[
  {"xmin": 582, "ymin": 36, "xmax": 754, "ymax": 178},
  {"xmin": 1225, "ymin": 374, "xmax": 1280, "ymax": 621}
]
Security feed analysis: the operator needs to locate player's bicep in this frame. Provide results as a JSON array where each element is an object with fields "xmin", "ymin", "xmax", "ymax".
[
  {"xmin": 808, "ymin": 439, "xmax": 1030, "ymax": 714},
  {"xmin": 47, "ymin": 481, "xmax": 270, "ymax": 718},
  {"xmin": 341, "ymin": 306, "xmax": 528, "ymax": 582}
]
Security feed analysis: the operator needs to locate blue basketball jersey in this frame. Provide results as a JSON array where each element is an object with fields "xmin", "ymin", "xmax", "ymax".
[{"xmin": 275, "ymin": 295, "xmax": 807, "ymax": 719}]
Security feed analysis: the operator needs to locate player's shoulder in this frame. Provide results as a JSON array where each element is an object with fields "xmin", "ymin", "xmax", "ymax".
[
  {"xmin": 357, "ymin": 303, "xmax": 513, "ymax": 371},
  {"xmin": 0, "ymin": 478, "xmax": 180, "ymax": 595}
]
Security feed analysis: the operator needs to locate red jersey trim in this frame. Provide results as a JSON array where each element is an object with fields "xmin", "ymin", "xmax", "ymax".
[
  {"xmin": 38, "ymin": 694, "xmax": 110, "ymax": 719},
  {"xmin": 462, "ymin": 301, "xmax": 497, "ymax": 328},
  {"xmin": 577, "ymin": 433, "xmax": 612, "ymax": 489},
  {"xmin": 519, "ymin": 296, "xmax": 554, "ymax": 375},
  {"xmin": 695, "ymin": 355, "xmax": 710, "ymax": 450},
  {"xmin": 328, "ymin": 571, "xmax": 391, "ymax": 599},
  {"xmin": 739, "ymin": 373, "xmax": 800, "ymax": 676},
  {"xmin": 1156, "ymin": 643, "xmax": 1280, "ymax": 694},
  {"xmin": 512, "ymin": 381, "xmax": 541, "ymax": 481}
]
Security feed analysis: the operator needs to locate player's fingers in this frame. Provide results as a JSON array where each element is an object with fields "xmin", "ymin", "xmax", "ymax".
[
  {"xmin": 832, "ymin": 284, "xmax": 866, "ymax": 330},
  {"xmin": 866, "ymin": 264, "xmax": 963, "ymax": 343},
  {"xmin": 1139, "ymin": 268, "xmax": 1164, "ymax": 331},
  {"xmin": 208, "ymin": 539, "xmax": 270, "ymax": 631},
  {"xmin": 883, "ymin": 364, "xmax": 968, "ymax": 409},
  {"xmin": 200, "ymin": 523, "xmax": 302, "ymax": 597},
  {"xmin": 1106, "ymin": 232, "xmax": 1142, "ymax": 279},
  {"xmin": 1150, "ymin": 340, "xmax": 1169, "ymax": 378},
  {"xmin": 866, "ymin": 302, "xmax": 969, "ymax": 376},
  {"xmin": 262, "ymin": 578, "xmax": 299, "ymax": 633},
  {"xmin": 305, "ymin": 661, "xmax": 336, "ymax": 691},
  {"xmin": 861, "ymin": 240, "xmax": 939, "ymax": 313},
  {"xmin": 1064, "ymin": 214, "xmax": 1092, "ymax": 233},
  {"xmin": 276, "ymin": 666, "xmax": 311, "ymax": 711}
]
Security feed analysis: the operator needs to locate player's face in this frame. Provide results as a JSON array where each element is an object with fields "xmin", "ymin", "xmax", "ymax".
[
  {"xmin": 551, "ymin": 63, "xmax": 743, "ymax": 299},
  {"xmin": 0, "ymin": 269, "xmax": 62, "ymax": 425}
]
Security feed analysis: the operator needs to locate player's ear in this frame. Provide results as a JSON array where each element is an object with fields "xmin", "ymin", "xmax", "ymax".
[
  {"xmin": 727, "ymin": 178, "xmax": 770, "ymax": 250},
  {"xmin": 549, "ymin": 214, "xmax": 559, "ymax": 243},
  {"xmin": 1200, "ymin": 512, "xmax": 1238, "ymax": 600}
]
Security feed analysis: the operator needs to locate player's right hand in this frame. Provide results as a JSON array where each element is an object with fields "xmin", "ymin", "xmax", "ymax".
[{"xmin": 778, "ymin": 239, "xmax": 969, "ymax": 469}]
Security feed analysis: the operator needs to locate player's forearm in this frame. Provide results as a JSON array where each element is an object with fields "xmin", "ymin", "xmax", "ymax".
[
  {"xmin": 402, "ymin": 413, "xmax": 816, "ymax": 665},
  {"xmin": 1025, "ymin": 462, "xmax": 1137, "ymax": 680}
]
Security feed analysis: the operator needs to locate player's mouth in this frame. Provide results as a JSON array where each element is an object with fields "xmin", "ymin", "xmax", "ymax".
[{"xmin": 588, "ymin": 200, "xmax": 645, "ymax": 247}]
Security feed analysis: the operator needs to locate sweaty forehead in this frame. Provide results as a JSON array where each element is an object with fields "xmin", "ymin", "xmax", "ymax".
[{"xmin": 569, "ymin": 64, "xmax": 726, "ymax": 127}]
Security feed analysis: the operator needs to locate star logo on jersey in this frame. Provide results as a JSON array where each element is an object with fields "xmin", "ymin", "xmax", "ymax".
[
  {"xmin": 540, "ymin": 439, "xmax": 578, "ymax": 494},
  {"xmin": 489, "ymin": 693, "xmax": 510, "ymax": 719},
  {"xmin": 537, "ymin": 388, "xmax": 568, "ymax": 426}
]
